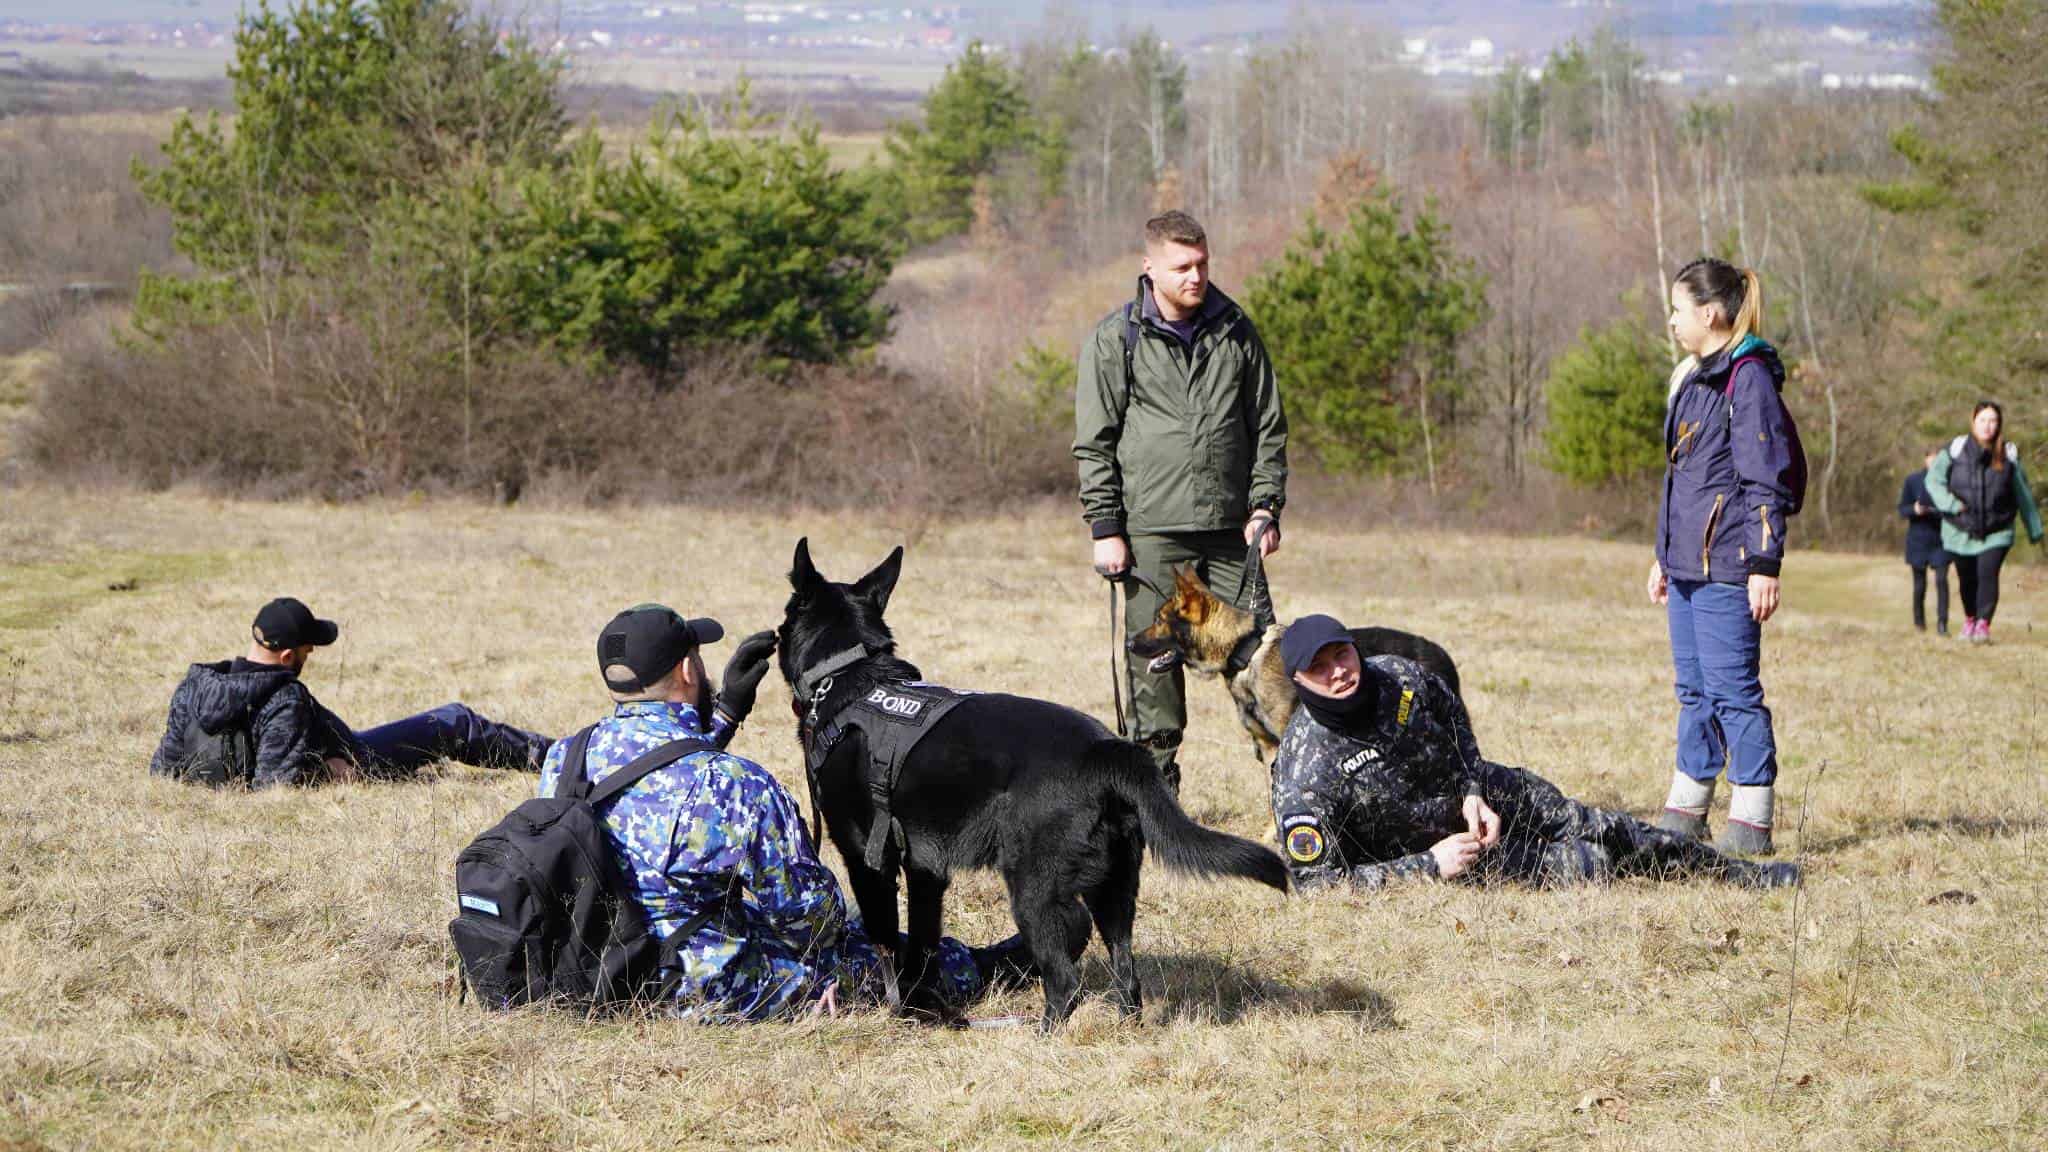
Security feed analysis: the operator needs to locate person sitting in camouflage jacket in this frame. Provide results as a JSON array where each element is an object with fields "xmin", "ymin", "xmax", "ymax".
[
  {"xmin": 538, "ymin": 604, "xmax": 1034, "ymax": 1021},
  {"xmin": 1268, "ymin": 616, "xmax": 1799, "ymax": 891}
]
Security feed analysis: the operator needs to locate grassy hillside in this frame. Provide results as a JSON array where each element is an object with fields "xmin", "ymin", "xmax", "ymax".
[{"xmin": 0, "ymin": 488, "xmax": 2042, "ymax": 1149}]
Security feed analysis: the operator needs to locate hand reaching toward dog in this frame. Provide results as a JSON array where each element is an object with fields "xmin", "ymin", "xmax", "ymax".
[{"xmin": 714, "ymin": 630, "xmax": 778, "ymax": 726}]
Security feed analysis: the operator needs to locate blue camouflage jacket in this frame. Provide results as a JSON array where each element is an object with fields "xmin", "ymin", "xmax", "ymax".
[
  {"xmin": 1656, "ymin": 336, "xmax": 1796, "ymax": 583},
  {"xmin": 537, "ymin": 701, "xmax": 976, "ymax": 1019}
]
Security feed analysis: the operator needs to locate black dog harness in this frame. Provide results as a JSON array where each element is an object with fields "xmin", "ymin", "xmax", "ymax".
[{"xmin": 797, "ymin": 648, "xmax": 973, "ymax": 871}]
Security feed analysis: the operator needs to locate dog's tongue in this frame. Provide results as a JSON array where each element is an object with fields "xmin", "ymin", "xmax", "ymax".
[{"xmin": 1146, "ymin": 651, "xmax": 1181, "ymax": 675}]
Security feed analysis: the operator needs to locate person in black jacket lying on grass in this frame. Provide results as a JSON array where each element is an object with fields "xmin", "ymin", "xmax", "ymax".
[
  {"xmin": 150, "ymin": 597, "xmax": 553, "ymax": 787},
  {"xmin": 1267, "ymin": 615, "xmax": 1800, "ymax": 892}
]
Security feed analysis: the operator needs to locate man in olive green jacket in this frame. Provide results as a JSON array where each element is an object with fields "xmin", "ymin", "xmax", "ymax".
[{"xmin": 1074, "ymin": 210, "xmax": 1289, "ymax": 787}]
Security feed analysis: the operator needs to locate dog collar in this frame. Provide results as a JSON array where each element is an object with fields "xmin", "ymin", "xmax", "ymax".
[
  {"xmin": 1223, "ymin": 630, "xmax": 1265, "ymax": 677},
  {"xmin": 794, "ymin": 644, "xmax": 880, "ymax": 703}
]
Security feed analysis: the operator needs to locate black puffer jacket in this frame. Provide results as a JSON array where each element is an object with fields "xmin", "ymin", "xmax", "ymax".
[{"xmin": 150, "ymin": 660, "xmax": 346, "ymax": 787}]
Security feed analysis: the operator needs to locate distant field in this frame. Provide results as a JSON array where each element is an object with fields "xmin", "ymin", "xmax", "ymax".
[
  {"xmin": 0, "ymin": 488, "xmax": 2042, "ymax": 1149},
  {"xmin": 0, "ymin": 40, "xmax": 231, "ymax": 82},
  {"xmin": 2, "ymin": 92, "xmax": 890, "ymax": 171},
  {"xmin": 3, "ymin": 38, "xmax": 944, "ymax": 96}
]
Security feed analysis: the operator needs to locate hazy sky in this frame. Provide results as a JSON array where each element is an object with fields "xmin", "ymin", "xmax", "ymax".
[{"xmin": 3, "ymin": 1, "xmax": 1927, "ymax": 25}]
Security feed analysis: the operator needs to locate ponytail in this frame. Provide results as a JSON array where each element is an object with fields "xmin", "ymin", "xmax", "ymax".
[
  {"xmin": 1731, "ymin": 267, "xmax": 1763, "ymax": 342},
  {"xmin": 1675, "ymin": 257, "xmax": 1763, "ymax": 343}
]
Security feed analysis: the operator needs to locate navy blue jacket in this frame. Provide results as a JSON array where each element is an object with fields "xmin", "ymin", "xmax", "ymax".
[
  {"xmin": 1898, "ymin": 470, "xmax": 1946, "ymax": 566},
  {"xmin": 1656, "ymin": 336, "xmax": 1796, "ymax": 583}
]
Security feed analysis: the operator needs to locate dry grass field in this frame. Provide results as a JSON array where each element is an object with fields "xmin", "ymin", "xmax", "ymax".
[{"xmin": 0, "ymin": 487, "xmax": 2043, "ymax": 1151}]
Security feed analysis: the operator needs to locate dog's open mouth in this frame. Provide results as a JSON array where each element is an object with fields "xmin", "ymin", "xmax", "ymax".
[{"xmin": 1145, "ymin": 651, "xmax": 1181, "ymax": 674}]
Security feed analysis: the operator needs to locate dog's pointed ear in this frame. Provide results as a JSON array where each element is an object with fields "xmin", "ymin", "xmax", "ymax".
[
  {"xmin": 851, "ymin": 546, "xmax": 904, "ymax": 612},
  {"xmin": 790, "ymin": 537, "xmax": 819, "ymax": 590},
  {"xmin": 1171, "ymin": 564, "xmax": 1213, "ymax": 623}
]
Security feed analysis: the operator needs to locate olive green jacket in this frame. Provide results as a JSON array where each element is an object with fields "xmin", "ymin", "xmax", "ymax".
[{"xmin": 1073, "ymin": 278, "xmax": 1288, "ymax": 538}]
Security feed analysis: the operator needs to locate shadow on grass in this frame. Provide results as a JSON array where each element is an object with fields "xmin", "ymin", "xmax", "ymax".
[
  {"xmin": 1801, "ymin": 812, "xmax": 2048, "ymax": 855},
  {"xmin": 1087, "ymin": 951, "xmax": 1397, "ymax": 1028}
]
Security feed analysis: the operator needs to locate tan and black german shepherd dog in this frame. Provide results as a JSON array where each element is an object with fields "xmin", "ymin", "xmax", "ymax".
[{"xmin": 1126, "ymin": 566, "xmax": 1462, "ymax": 764}]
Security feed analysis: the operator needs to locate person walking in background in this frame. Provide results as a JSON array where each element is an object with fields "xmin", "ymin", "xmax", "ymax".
[
  {"xmin": 1900, "ymin": 448, "xmax": 1952, "ymax": 635},
  {"xmin": 1074, "ymin": 209, "xmax": 1288, "ymax": 791},
  {"xmin": 1923, "ymin": 402, "xmax": 2043, "ymax": 644},
  {"xmin": 1647, "ymin": 258, "xmax": 1805, "ymax": 858}
]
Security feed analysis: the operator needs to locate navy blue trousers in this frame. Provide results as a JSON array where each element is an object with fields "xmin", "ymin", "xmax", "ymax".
[
  {"xmin": 1667, "ymin": 579, "xmax": 1778, "ymax": 788},
  {"xmin": 350, "ymin": 703, "xmax": 551, "ymax": 775}
]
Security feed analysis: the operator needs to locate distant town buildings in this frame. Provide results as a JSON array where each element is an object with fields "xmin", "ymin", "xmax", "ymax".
[{"xmin": 0, "ymin": 5, "xmax": 1928, "ymax": 95}]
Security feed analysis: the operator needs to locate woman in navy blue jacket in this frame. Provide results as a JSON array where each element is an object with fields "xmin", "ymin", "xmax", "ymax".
[
  {"xmin": 1899, "ymin": 448, "xmax": 1950, "ymax": 635},
  {"xmin": 1647, "ymin": 258, "xmax": 1802, "ymax": 857}
]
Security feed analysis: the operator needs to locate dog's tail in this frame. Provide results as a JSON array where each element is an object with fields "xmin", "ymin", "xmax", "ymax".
[{"xmin": 1093, "ymin": 740, "xmax": 1290, "ymax": 893}]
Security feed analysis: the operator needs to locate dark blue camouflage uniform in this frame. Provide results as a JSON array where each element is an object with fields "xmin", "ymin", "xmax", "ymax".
[
  {"xmin": 538, "ymin": 700, "xmax": 982, "ymax": 1019},
  {"xmin": 1271, "ymin": 656, "xmax": 1759, "ymax": 889}
]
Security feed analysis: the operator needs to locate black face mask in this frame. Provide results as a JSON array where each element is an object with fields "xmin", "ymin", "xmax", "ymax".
[{"xmin": 1296, "ymin": 680, "xmax": 1373, "ymax": 736}]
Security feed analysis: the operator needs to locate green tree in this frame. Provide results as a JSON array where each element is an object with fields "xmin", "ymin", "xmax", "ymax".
[
  {"xmin": 1123, "ymin": 31, "xmax": 1187, "ymax": 182},
  {"xmin": 496, "ymin": 104, "xmax": 898, "ymax": 376},
  {"xmin": 135, "ymin": 0, "xmax": 563, "ymax": 343},
  {"xmin": 1543, "ymin": 318, "xmax": 1671, "ymax": 487},
  {"xmin": 1246, "ymin": 195, "xmax": 1485, "ymax": 480},
  {"xmin": 1477, "ymin": 66, "xmax": 1544, "ymax": 168},
  {"xmin": 1863, "ymin": 0, "xmax": 2048, "ymax": 401},
  {"xmin": 885, "ymin": 40, "xmax": 1038, "ymax": 245}
]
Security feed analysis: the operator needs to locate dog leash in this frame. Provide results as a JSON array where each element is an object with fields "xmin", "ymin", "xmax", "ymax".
[
  {"xmin": 1236, "ymin": 518, "xmax": 1278, "ymax": 631},
  {"xmin": 1097, "ymin": 567, "xmax": 1129, "ymax": 739}
]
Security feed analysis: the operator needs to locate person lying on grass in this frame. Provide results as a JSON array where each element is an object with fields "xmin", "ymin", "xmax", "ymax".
[
  {"xmin": 536, "ymin": 603, "xmax": 1037, "ymax": 1021},
  {"xmin": 150, "ymin": 597, "xmax": 553, "ymax": 787},
  {"xmin": 1267, "ymin": 615, "xmax": 1800, "ymax": 891}
]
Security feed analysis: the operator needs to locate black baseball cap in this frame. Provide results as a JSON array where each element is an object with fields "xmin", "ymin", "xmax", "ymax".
[
  {"xmin": 598, "ymin": 604, "xmax": 725, "ymax": 692},
  {"xmin": 1280, "ymin": 614, "xmax": 1353, "ymax": 678},
  {"xmin": 251, "ymin": 597, "xmax": 340, "ymax": 651}
]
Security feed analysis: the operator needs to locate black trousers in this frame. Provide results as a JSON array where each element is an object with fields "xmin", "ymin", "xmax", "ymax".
[
  {"xmin": 1471, "ymin": 762, "xmax": 1750, "ymax": 886},
  {"xmin": 1911, "ymin": 560, "xmax": 1950, "ymax": 630},
  {"xmin": 1955, "ymin": 546, "xmax": 2010, "ymax": 623}
]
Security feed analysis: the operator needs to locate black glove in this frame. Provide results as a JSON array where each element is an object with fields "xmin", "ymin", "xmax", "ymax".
[{"xmin": 713, "ymin": 630, "xmax": 777, "ymax": 727}]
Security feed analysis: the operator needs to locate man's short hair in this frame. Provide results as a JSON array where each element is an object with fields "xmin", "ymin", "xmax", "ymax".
[
  {"xmin": 606, "ymin": 660, "xmax": 681, "ymax": 704},
  {"xmin": 1145, "ymin": 210, "xmax": 1207, "ymax": 250}
]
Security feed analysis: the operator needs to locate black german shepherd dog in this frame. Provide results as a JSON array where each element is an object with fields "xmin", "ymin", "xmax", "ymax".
[{"xmin": 775, "ymin": 539, "xmax": 1289, "ymax": 1029}]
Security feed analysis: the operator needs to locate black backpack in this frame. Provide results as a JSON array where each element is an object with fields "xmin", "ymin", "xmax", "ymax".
[
  {"xmin": 172, "ymin": 717, "xmax": 255, "ymax": 788},
  {"xmin": 448, "ymin": 726, "xmax": 719, "ymax": 1012}
]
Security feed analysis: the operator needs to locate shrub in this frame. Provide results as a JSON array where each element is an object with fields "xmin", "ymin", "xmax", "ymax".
[
  {"xmin": 1244, "ymin": 194, "xmax": 1484, "ymax": 474},
  {"xmin": 1543, "ymin": 318, "xmax": 1671, "ymax": 488}
]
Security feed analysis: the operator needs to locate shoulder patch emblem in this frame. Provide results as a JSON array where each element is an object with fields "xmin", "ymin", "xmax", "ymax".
[
  {"xmin": 1396, "ymin": 688, "xmax": 1415, "ymax": 727},
  {"xmin": 1281, "ymin": 815, "xmax": 1327, "ymax": 865}
]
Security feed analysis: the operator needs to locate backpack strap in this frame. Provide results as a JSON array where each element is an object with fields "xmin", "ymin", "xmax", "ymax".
[
  {"xmin": 1119, "ymin": 302, "xmax": 1139, "ymax": 417},
  {"xmin": 551, "ymin": 724, "xmax": 599, "ymax": 799},
  {"xmin": 1721, "ymin": 355, "xmax": 1763, "ymax": 401},
  {"xmin": 1719, "ymin": 354, "xmax": 1771, "ymax": 432},
  {"xmin": 584, "ymin": 736, "xmax": 717, "ymax": 808}
]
